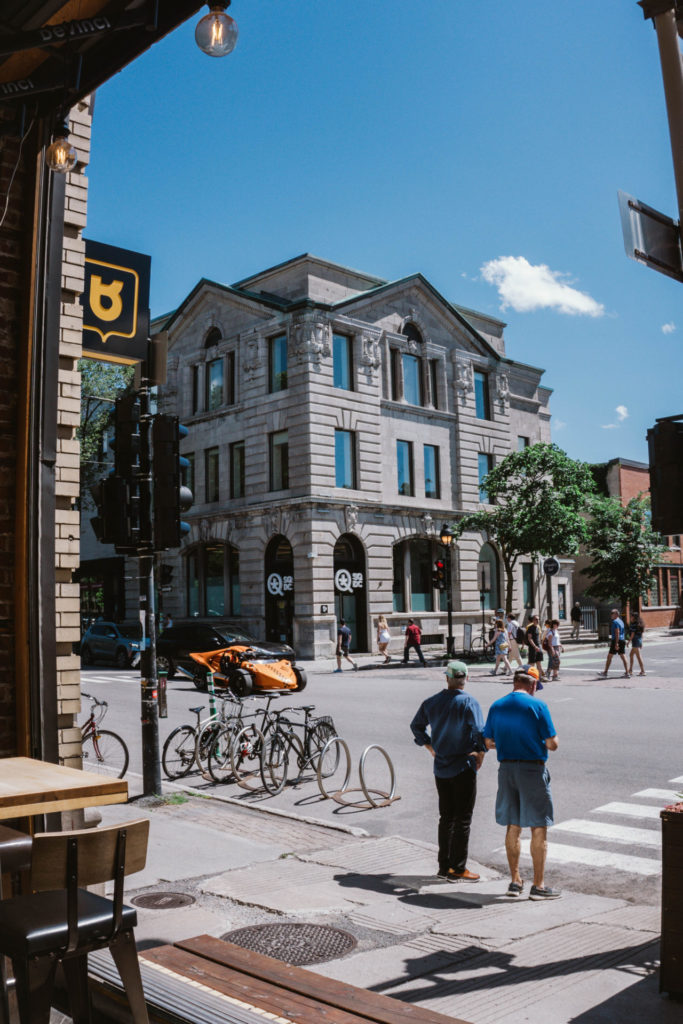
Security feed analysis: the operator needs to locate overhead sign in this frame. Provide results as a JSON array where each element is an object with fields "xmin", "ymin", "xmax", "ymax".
[
  {"xmin": 543, "ymin": 557, "xmax": 560, "ymax": 576},
  {"xmin": 82, "ymin": 240, "xmax": 150, "ymax": 364},
  {"xmin": 618, "ymin": 190, "xmax": 683, "ymax": 283}
]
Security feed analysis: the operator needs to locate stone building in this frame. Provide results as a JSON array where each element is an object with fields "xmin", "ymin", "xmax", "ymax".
[{"xmin": 153, "ymin": 254, "xmax": 563, "ymax": 659}]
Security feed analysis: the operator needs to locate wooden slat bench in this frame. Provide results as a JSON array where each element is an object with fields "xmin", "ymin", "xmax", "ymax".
[{"xmin": 139, "ymin": 934, "xmax": 473, "ymax": 1024}]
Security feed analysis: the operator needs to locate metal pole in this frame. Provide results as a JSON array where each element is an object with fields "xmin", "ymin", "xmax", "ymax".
[
  {"xmin": 652, "ymin": 6, "xmax": 683, "ymax": 226},
  {"xmin": 445, "ymin": 546, "xmax": 454, "ymax": 658},
  {"xmin": 138, "ymin": 373, "xmax": 161, "ymax": 796}
]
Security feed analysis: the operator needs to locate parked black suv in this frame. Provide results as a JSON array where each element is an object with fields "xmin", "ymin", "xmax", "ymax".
[{"xmin": 156, "ymin": 620, "xmax": 295, "ymax": 689}]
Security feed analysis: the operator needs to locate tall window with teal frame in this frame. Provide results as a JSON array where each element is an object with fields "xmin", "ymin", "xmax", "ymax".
[
  {"xmin": 333, "ymin": 334, "xmax": 353, "ymax": 390},
  {"xmin": 478, "ymin": 452, "xmax": 493, "ymax": 503},
  {"xmin": 335, "ymin": 429, "xmax": 356, "ymax": 489}
]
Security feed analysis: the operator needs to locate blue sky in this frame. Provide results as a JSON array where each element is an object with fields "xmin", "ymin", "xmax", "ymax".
[{"xmin": 86, "ymin": 0, "xmax": 683, "ymax": 465}]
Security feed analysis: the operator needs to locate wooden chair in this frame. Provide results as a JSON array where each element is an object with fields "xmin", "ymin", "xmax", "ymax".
[
  {"xmin": 0, "ymin": 825, "xmax": 33, "ymax": 1024},
  {"xmin": 0, "ymin": 818, "xmax": 150, "ymax": 1024}
]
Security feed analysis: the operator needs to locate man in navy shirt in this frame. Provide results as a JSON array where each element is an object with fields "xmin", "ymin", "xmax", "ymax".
[
  {"xmin": 334, "ymin": 619, "xmax": 357, "ymax": 672},
  {"xmin": 483, "ymin": 670, "xmax": 560, "ymax": 900},
  {"xmin": 410, "ymin": 661, "xmax": 485, "ymax": 881},
  {"xmin": 599, "ymin": 608, "xmax": 630, "ymax": 678}
]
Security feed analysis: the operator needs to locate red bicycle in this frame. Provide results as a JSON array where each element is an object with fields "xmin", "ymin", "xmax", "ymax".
[{"xmin": 80, "ymin": 691, "xmax": 129, "ymax": 778}]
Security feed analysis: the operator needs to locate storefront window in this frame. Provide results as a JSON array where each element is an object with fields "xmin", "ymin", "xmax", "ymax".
[
  {"xmin": 186, "ymin": 544, "xmax": 239, "ymax": 617},
  {"xmin": 522, "ymin": 563, "xmax": 534, "ymax": 608},
  {"xmin": 187, "ymin": 551, "xmax": 200, "ymax": 617},
  {"xmin": 410, "ymin": 538, "xmax": 434, "ymax": 612},
  {"xmin": 392, "ymin": 544, "xmax": 405, "ymax": 613},
  {"xmin": 479, "ymin": 542, "xmax": 499, "ymax": 611},
  {"xmin": 206, "ymin": 546, "xmax": 225, "ymax": 617}
]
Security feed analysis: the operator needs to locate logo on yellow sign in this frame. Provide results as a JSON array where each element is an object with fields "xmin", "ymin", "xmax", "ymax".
[{"xmin": 83, "ymin": 258, "xmax": 139, "ymax": 346}]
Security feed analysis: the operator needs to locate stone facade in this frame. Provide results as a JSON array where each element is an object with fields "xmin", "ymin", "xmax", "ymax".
[{"xmin": 152, "ymin": 255, "xmax": 557, "ymax": 658}]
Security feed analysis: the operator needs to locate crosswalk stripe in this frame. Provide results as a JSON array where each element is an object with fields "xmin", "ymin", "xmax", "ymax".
[
  {"xmin": 669, "ymin": 776, "xmax": 683, "ymax": 785},
  {"xmin": 551, "ymin": 818, "xmax": 660, "ymax": 847},
  {"xmin": 594, "ymin": 802, "xmax": 663, "ymax": 820},
  {"xmin": 633, "ymin": 788, "xmax": 680, "ymax": 802},
  {"xmin": 519, "ymin": 842, "xmax": 660, "ymax": 876}
]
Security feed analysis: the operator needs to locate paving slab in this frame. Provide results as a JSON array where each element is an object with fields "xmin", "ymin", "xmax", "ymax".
[
  {"xmin": 131, "ymin": 905, "xmax": 227, "ymax": 948},
  {"xmin": 387, "ymin": 921, "xmax": 659, "ymax": 1024},
  {"xmin": 200, "ymin": 858, "xmax": 381, "ymax": 915}
]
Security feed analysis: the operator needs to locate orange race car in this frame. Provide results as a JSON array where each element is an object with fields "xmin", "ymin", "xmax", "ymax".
[{"xmin": 189, "ymin": 645, "xmax": 307, "ymax": 697}]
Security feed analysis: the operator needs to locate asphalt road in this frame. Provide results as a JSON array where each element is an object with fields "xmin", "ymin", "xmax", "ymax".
[{"xmin": 80, "ymin": 634, "xmax": 683, "ymax": 906}]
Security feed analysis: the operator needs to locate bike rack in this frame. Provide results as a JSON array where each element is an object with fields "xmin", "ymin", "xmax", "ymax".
[{"xmin": 316, "ymin": 738, "xmax": 400, "ymax": 809}]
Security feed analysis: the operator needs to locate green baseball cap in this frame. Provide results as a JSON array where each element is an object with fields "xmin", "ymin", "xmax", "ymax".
[{"xmin": 445, "ymin": 660, "xmax": 468, "ymax": 679}]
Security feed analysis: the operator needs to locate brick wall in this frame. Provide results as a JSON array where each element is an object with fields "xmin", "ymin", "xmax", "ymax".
[{"xmin": 57, "ymin": 100, "xmax": 92, "ymax": 767}]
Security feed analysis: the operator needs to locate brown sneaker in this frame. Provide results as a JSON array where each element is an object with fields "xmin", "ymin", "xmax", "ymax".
[{"xmin": 448, "ymin": 869, "xmax": 480, "ymax": 882}]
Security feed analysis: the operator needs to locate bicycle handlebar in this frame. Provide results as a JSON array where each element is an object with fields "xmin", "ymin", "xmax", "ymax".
[{"xmin": 81, "ymin": 691, "xmax": 107, "ymax": 708}]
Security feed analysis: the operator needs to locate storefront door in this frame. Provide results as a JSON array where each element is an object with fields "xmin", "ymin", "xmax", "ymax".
[
  {"xmin": 264, "ymin": 535, "xmax": 294, "ymax": 646},
  {"xmin": 333, "ymin": 534, "xmax": 367, "ymax": 652}
]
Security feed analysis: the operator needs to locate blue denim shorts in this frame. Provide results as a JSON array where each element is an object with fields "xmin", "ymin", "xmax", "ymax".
[{"xmin": 495, "ymin": 760, "xmax": 554, "ymax": 828}]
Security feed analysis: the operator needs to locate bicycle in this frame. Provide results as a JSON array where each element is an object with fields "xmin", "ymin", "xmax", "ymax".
[
  {"xmin": 161, "ymin": 692, "xmax": 245, "ymax": 780},
  {"xmin": 260, "ymin": 706, "xmax": 339, "ymax": 796},
  {"xmin": 80, "ymin": 692, "xmax": 129, "ymax": 779},
  {"xmin": 210, "ymin": 693, "xmax": 284, "ymax": 788},
  {"xmin": 468, "ymin": 629, "xmax": 495, "ymax": 663}
]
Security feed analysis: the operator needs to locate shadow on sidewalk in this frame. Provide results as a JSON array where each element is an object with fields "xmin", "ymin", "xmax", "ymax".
[
  {"xmin": 333, "ymin": 870, "xmax": 506, "ymax": 907},
  {"xmin": 568, "ymin": 967, "xmax": 683, "ymax": 1023}
]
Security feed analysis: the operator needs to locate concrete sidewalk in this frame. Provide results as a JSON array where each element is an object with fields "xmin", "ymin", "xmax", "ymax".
[{"xmin": 96, "ymin": 791, "xmax": 680, "ymax": 1024}]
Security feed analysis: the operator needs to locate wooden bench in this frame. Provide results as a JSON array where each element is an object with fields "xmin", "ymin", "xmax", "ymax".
[{"xmin": 138, "ymin": 934, "xmax": 473, "ymax": 1024}]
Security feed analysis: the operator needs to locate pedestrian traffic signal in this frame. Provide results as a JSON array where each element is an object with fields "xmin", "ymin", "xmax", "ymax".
[
  {"xmin": 432, "ymin": 560, "xmax": 446, "ymax": 590},
  {"xmin": 647, "ymin": 416, "xmax": 683, "ymax": 535},
  {"xmin": 152, "ymin": 415, "xmax": 193, "ymax": 550},
  {"xmin": 90, "ymin": 476, "xmax": 128, "ymax": 546}
]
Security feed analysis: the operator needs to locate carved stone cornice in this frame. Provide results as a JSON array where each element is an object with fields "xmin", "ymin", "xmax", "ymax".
[
  {"xmin": 454, "ymin": 359, "xmax": 473, "ymax": 405},
  {"xmin": 344, "ymin": 504, "xmax": 359, "ymax": 533},
  {"xmin": 495, "ymin": 372, "xmax": 510, "ymax": 411},
  {"xmin": 291, "ymin": 312, "xmax": 331, "ymax": 366},
  {"xmin": 241, "ymin": 329, "xmax": 263, "ymax": 380},
  {"xmin": 360, "ymin": 330, "xmax": 382, "ymax": 377}
]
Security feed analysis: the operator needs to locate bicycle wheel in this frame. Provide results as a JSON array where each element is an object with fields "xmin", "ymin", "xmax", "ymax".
[
  {"xmin": 83, "ymin": 729, "xmax": 129, "ymax": 779},
  {"xmin": 308, "ymin": 720, "xmax": 340, "ymax": 778},
  {"xmin": 484, "ymin": 642, "xmax": 495, "ymax": 663},
  {"xmin": 230, "ymin": 724, "xmax": 266, "ymax": 791},
  {"xmin": 260, "ymin": 728, "xmax": 289, "ymax": 796},
  {"xmin": 162, "ymin": 725, "xmax": 196, "ymax": 779},
  {"xmin": 195, "ymin": 720, "xmax": 221, "ymax": 773},
  {"xmin": 207, "ymin": 724, "xmax": 238, "ymax": 784}
]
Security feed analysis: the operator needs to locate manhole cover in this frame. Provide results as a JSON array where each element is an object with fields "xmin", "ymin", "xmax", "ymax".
[
  {"xmin": 131, "ymin": 892, "xmax": 196, "ymax": 910},
  {"xmin": 221, "ymin": 923, "xmax": 357, "ymax": 965}
]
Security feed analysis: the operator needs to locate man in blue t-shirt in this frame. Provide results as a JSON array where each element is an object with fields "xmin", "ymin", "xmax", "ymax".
[
  {"xmin": 334, "ymin": 620, "xmax": 357, "ymax": 672},
  {"xmin": 483, "ymin": 670, "xmax": 560, "ymax": 900},
  {"xmin": 599, "ymin": 608, "xmax": 630, "ymax": 678},
  {"xmin": 411, "ymin": 661, "xmax": 486, "ymax": 882}
]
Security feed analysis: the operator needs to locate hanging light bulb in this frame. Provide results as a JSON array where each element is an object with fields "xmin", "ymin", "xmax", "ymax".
[
  {"xmin": 46, "ymin": 120, "xmax": 77, "ymax": 173},
  {"xmin": 195, "ymin": 2, "xmax": 238, "ymax": 57}
]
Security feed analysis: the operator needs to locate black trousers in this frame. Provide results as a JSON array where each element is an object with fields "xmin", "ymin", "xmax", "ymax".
[
  {"xmin": 403, "ymin": 641, "xmax": 425, "ymax": 665},
  {"xmin": 435, "ymin": 768, "xmax": 477, "ymax": 873}
]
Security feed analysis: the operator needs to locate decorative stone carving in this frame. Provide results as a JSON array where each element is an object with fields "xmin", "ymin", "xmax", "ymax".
[
  {"xmin": 291, "ymin": 312, "xmax": 331, "ymax": 366},
  {"xmin": 242, "ymin": 330, "xmax": 263, "ymax": 379},
  {"xmin": 344, "ymin": 504, "xmax": 359, "ymax": 533},
  {"xmin": 360, "ymin": 331, "xmax": 381, "ymax": 376},
  {"xmin": 199, "ymin": 518, "xmax": 211, "ymax": 542},
  {"xmin": 421, "ymin": 512, "xmax": 434, "ymax": 536},
  {"xmin": 269, "ymin": 508, "xmax": 282, "ymax": 536},
  {"xmin": 454, "ymin": 361, "xmax": 473, "ymax": 404},
  {"xmin": 496, "ymin": 372, "xmax": 510, "ymax": 410}
]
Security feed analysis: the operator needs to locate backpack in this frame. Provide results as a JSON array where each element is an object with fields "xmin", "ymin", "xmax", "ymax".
[{"xmin": 516, "ymin": 625, "xmax": 526, "ymax": 643}]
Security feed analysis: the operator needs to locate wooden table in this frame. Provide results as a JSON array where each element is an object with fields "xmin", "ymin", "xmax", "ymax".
[{"xmin": 0, "ymin": 756, "xmax": 127, "ymax": 820}]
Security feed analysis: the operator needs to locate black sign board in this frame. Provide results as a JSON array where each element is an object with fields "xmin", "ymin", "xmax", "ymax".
[
  {"xmin": 82, "ymin": 240, "xmax": 150, "ymax": 364},
  {"xmin": 543, "ymin": 557, "xmax": 560, "ymax": 577},
  {"xmin": 618, "ymin": 190, "xmax": 683, "ymax": 283}
]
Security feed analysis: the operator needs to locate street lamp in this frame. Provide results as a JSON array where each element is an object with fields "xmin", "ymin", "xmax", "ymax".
[{"xmin": 440, "ymin": 524, "xmax": 455, "ymax": 658}]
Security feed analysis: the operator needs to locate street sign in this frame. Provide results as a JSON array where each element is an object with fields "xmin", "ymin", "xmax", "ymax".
[
  {"xmin": 618, "ymin": 190, "xmax": 683, "ymax": 283},
  {"xmin": 543, "ymin": 557, "xmax": 560, "ymax": 576},
  {"xmin": 82, "ymin": 239, "xmax": 151, "ymax": 363}
]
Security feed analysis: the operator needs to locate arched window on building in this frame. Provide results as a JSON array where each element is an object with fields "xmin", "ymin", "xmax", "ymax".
[
  {"xmin": 186, "ymin": 543, "xmax": 240, "ymax": 618},
  {"xmin": 204, "ymin": 327, "xmax": 222, "ymax": 348},
  {"xmin": 478, "ymin": 542, "xmax": 500, "ymax": 612}
]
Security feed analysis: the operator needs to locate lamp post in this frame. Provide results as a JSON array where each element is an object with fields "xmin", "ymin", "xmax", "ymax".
[{"xmin": 440, "ymin": 524, "xmax": 455, "ymax": 658}]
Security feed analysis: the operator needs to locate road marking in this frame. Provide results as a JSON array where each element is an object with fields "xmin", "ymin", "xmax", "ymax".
[
  {"xmin": 669, "ymin": 776, "xmax": 683, "ymax": 785},
  {"xmin": 518, "ymin": 842, "xmax": 660, "ymax": 876},
  {"xmin": 551, "ymin": 818, "xmax": 660, "ymax": 847},
  {"xmin": 594, "ymin": 802, "xmax": 663, "ymax": 820},
  {"xmin": 633, "ymin": 788, "xmax": 680, "ymax": 802}
]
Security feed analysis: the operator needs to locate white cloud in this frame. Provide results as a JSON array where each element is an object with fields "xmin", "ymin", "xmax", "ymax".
[
  {"xmin": 615, "ymin": 405, "xmax": 629, "ymax": 421},
  {"xmin": 480, "ymin": 256, "xmax": 604, "ymax": 317},
  {"xmin": 662, "ymin": 321, "xmax": 676, "ymax": 334},
  {"xmin": 600, "ymin": 423, "xmax": 618, "ymax": 430}
]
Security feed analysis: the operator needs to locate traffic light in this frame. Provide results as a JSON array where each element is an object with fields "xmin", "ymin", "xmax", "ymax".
[
  {"xmin": 152, "ymin": 415, "xmax": 193, "ymax": 550},
  {"xmin": 160, "ymin": 563, "xmax": 174, "ymax": 587},
  {"xmin": 89, "ymin": 476, "xmax": 129, "ymax": 546},
  {"xmin": 432, "ymin": 559, "xmax": 446, "ymax": 590},
  {"xmin": 647, "ymin": 416, "xmax": 683, "ymax": 535}
]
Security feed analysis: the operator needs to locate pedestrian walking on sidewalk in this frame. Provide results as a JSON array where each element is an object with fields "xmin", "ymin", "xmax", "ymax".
[
  {"xmin": 628, "ymin": 613, "xmax": 646, "ymax": 676},
  {"xmin": 599, "ymin": 608, "xmax": 630, "ymax": 678},
  {"xmin": 410, "ymin": 660, "xmax": 486, "ymax": 882},
  {"xmin": 505, "ymin": 614, "xmax": 524, "ymax": 668},
  {"xmin": 483, "ymin": 669, "xmax": 561, "ymax": 900},
  {"xmin": 525, "ymin": 615, "xmax": 546, "ymax": 680},
  {"xmin": 570, "ymin": 601, "xmax": 582, "ymax": 640},
  {"xmin": 549, "ymin": 619, "xmax": 562, "ymax": 680},
  {"xmin": 376, "ymin": 615, "xmax": 391, "ymax": 663},
  {"xmin": 335, "ymin": 619, "xmax": 358, "ymax": 672},
  {"xmin": 403, "ymin": 619, "xmax": 426, "ymax": 666},
  {"xmin": 489, "ymin": 619, "xmax": 513, "ymax": 676}
]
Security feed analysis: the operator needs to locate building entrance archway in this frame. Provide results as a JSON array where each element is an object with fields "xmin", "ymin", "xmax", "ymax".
[
  {"xmin": 333, "ymin": 534, "xmax": 367, "ymax": 652},
  {"xmin": 265, "ymin": 535, "xmax": 294, "ymax": 645}
]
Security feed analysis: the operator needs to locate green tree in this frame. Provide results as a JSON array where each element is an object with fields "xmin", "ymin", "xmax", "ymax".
[
  {"xmin": 583, "ymin": 496, "xmax": 665, "ymax": 611},
  {"xmin": 78, "ymin": 358, "xmax": 134, "ymax": 498},
  {"xmin": 453, "ymin": 443, "xmax": 595, "ymax": 614}
]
